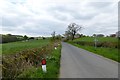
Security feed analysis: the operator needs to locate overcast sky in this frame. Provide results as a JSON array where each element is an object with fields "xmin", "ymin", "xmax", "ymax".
[{"xmin": 0, "ymin": 0, "xmax": 119, "ymax": 37}]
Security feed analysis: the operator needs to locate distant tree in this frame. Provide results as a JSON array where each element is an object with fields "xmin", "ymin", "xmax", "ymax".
[
  {"xmin": 51, "ymin": 31, "xmax": 56, "ymax": 39},
  {"xmin": 6, "ymin": 34, "xmax": 12, "ymax": 36},
  {"xmin": 64, "ymin": 31, "xmax": 72, "ymax": 40},
  {"xmin": 42, "ymin": 37, "xmax": 46, "ymax": 39},
  {"xmin": 66, "ymin": 23, "xmax": 82, "ymax": 40},
  {"xmin": 29, "ymin": 37, "xmax": 34, "ymax": 40},
  {"xmin": 23, "ymin": 35, "xmax": 28, "ymax": 40},
  {"xmin": 106, "ymin": 35, "xmax": 109, "ymax": 37},
  {"xmin": 93, "ymin": 34, "xmax": 96, "ymax": 37},
  {"xmin": 75, "ymin": 33, "xmax": 82, "ymax": 38},
  {"xmin": 56, "ymin": 34, "xmax": 62, "ymax": 40},
  {"xmin": 2, "ymin": 34, "xmax": 18, "ymax": 43}
]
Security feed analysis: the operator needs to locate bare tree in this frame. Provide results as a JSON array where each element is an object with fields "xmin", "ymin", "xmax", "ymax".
[
  {"xmin": 67, "ymin": 23, "xmax": 82, "ymax": 40},
  {"xmin": 51, "ymin": 31, "xmax": 56, "ymax": 39},
  {"xmin": 64, "ymin": 31, "xmax": 72, "ymax": 40}
]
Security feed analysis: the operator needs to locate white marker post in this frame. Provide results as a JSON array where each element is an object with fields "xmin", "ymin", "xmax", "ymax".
[
  {"xmin": 41, "ymin": 59, "xmax": 47, "ymax": 73},
  {"xmin": 55, "ymin": 47, "xmax": 57, "ymax": 50},
  {"xmin": 94, "ymin": 36, "xmax": 98, "ymax": 49}
]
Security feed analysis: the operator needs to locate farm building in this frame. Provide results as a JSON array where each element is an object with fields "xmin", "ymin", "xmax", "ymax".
[
  {"xmin": 116, "ymin": 31, "xmax": 120, "ymax": 38},
  {"xmin": 96, "ymin": 34, "xmax": 104, "ymax": 37},
  {"xmin": 110, "ymin": 34, "xmax": 116, "ymax": 37}
]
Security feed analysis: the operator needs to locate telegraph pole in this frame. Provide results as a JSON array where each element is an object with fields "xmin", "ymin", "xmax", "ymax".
[{"xmin": 94, "ymin": 34, "xmax": 97, "ymax": 49}]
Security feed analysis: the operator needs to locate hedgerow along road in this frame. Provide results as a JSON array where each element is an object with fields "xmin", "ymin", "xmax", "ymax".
[{"xmin": 60, "ymin": 42, "xmax": 118, "ymax": 78}]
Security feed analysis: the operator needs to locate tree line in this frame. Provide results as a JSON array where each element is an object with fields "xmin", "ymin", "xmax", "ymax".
[{"xmin": 1, "ymin": 34, "xmax": 34, "ymax": 43}]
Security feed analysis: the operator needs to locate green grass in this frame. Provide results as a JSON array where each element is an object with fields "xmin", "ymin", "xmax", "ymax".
[
  {"xmin": 74, "ymin": 37, "xmax": 118, "ymax": 42},
  {"xmin": 2, "ymin": 38, "xmax": 62, "ymax": 78},
  {"xmin": 1, "ymin": 39, "xmax": 50, "ymax": 55},
  {"xmin": 18, "ymin": 44, "xmax": 61, "ymax": 78},
  {"xmin": 0, "ymin": 44, "xmax": 2, "ymax": 54}
]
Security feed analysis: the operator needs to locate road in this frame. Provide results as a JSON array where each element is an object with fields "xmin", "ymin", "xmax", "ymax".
[{"xmin": 60, "ymin": 42, "xmax": 118, "ymax": 78}]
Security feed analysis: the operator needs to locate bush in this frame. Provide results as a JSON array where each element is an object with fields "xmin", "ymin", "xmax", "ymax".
[{"xmin": 2, "ymin": 34, "xmax": 23, "ymax": 43}]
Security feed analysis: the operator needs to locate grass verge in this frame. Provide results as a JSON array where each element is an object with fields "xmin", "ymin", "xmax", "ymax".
[
  {"xmin": 68, "ymin": 41, "xmax": 119, "ymax": 62},
  {"xmin": 17, "ymin": 44, "xmax": 61, "ymax": 78}
]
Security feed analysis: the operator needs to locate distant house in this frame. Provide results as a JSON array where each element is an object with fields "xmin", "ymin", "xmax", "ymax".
[
  {"xmin": 96, "ymin": 34, "xmax": 104, "ymax": 37},
  {"xmin": 13, "ymin": 35, "xmax": 23, "ymax": 39},
  {"xmin": 110, "ymin": 34, "xmax": 116, "ymax": 37},
  {"xmin": 75, "ymin": 34, "xmax": 80, "ymax": 38},
  {"xmin": 34, "ymin": 37, "xmax": 42, "ymax": 40},
  {"xmin": 116, "ymin": 31, "xmax": 120, "ymax": 38}
]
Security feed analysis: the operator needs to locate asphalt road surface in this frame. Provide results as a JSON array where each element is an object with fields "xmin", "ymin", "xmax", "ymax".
[{"xmin": 60, "ymin": 42, "xmax": 118, "ymax": 78}]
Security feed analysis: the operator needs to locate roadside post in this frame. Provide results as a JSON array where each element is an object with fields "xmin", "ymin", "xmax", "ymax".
[
  {"xmin": 94, "ymin": 35, "xmax": 98, "ymax": 49},
  {"xmin": 55, "ymin": 47, "xmax": 57, "ymax": 50},
  {"xmin": 41, "ymin": 59, "xmax": 47, "ymax": 73},
  {"xmin": 54, "ymin": 44, "xmax": 57, "ymax": 50}
]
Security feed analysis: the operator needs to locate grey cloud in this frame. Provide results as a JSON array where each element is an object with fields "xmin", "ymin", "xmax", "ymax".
[
  {"xmin": 1, "ymin": 15, "xmax": 27, "ymax": 27},
  {"xmin": 83, "ymin": 20, "xmax": 118, "ymax": 35},
  {"xmin": 52, "ymin": 13, "xmax": 68, "ymax": 21},
  {"xmin": 48, "ymin": 6, "xmax": 72, "ymax": 21},
  {"xmin": 2, "ymin": 17, "xmax": 17, "ymax": 27},
  {"xmin": 36, "ymin": 19, "xmax": 66, "ymax": 32},
  {"xmin": 1, "ymin": 0, "xmax": 118, "ymax": 36},
  {"xmin": 2, "ymin": 27, "xmax": 15, "ymax": 31},
  {"xmin": 87, "ymin": 2, "xmax": 113, "ymax": 9},
  {"xmin": 48, "ymin": 5, "xmax": 97, "ymax": 21},
  {"xmin": 49, "ymin": 5, "xmax": 73, "ymax": 13},
  {"xmin": 15, "ymin": 19, "xmax": 65, "ymax": 36},
  {"xmin": 72, "ymin": 12, "xmax": 96, "ymax": 20},
  {"xmin": 8, "ymin": 0, "xmax": 26, "ymax": 5}
]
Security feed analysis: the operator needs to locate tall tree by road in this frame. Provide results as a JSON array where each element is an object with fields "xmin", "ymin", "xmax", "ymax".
[{"xmin": 67, "ymin": 23, "xmax": 82, "ymax": 40}]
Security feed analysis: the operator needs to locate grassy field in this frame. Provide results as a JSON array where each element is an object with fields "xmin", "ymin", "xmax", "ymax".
[
  {"xmin": 74, "ymin": 37, "xmax": 118, "ymax": 42},
  {"xmin": 68, "ymin": 37, "xmax": 119, "ymax": 62},
  {"xmin": 0, "ymin": 45, "xmax": 1, "ymax": 54},
  {"xmin": 1, "ymin": 39, "xmax": 50, "ymax": 55},
  {"xmin": 2, "ymin": 39, "xmax": 62, "ymax": 78}
]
